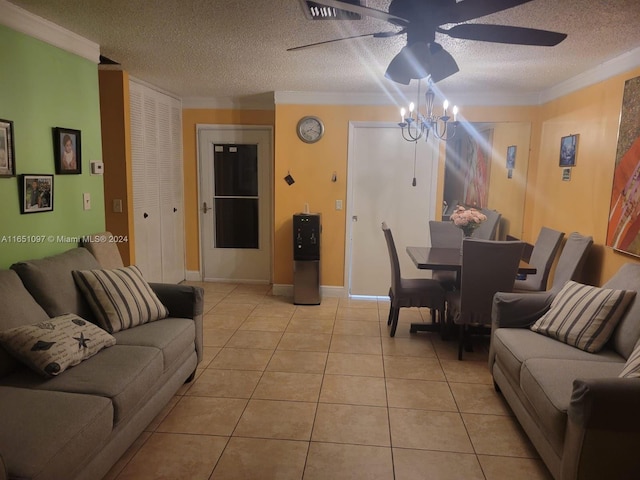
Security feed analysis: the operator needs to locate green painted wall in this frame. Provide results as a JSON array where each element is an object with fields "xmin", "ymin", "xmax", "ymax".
[{"xmin": 0, "ymin": 25, "xmax": 105, "ymax": 268}]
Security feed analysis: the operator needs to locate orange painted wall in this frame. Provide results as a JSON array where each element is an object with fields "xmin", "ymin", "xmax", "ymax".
[
  {"xmin": 181, "ymin": 109, "xmax": 275, "ymax": 272},
  {"xmin": 272, "ymin": 104, "xmax": 538, "ymax": 287},
  {"xmin": 525, "ymin": 67, "xmax": 640, "ymax": 285},
  {"xmin": 98, "ymin": 69, "xmax": 135, "ymax": 265}
]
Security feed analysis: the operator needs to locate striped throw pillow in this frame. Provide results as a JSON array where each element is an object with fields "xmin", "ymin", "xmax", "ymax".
[
  {"xmin": 620, "ymin": 344, "xmax": 640, "ymax": 378},
  {"xmin": 73, "ymin": 265, "xmax": 168, "ymax": 333},
  {"xmin": 530, "ymin": 281, "xmax": 636, "ymax": 353}
]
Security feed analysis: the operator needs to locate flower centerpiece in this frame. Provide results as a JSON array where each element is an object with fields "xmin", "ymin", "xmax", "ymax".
[{"xmin": 450, "ymin": 205, "xmax": 487, "ymax": 238}]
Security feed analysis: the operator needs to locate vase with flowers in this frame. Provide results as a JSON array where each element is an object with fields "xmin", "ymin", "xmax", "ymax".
[{"xmin": 450, "ymin": 206, "xmax": 487, "ymax": 251}]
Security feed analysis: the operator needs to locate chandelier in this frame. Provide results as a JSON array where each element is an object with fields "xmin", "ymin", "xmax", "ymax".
[{"xmin": 398, "ymin": 79, "xmax": 459, "ymax": 142}]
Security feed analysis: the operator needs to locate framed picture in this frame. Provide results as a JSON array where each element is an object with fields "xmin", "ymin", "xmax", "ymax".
[
  {"xmin": 20, "ymin": 174, "xmax": 53, "ymax": 213},
  {"xmin": 506, "ymin": 145, "xmax": 516, "ymax": 169},
  {"xmin": 53, "ymin": 127, "xmax": 81, "ymax": 174},
  {"xmin": 559, "ymin": 134, "xmax": 579, "ymax": 167},
  {"xmin": 0, "ymin": 118, "xmax": 15, "ymax": 177}
]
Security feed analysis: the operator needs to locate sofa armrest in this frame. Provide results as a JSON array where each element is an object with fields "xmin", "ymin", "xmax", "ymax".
[
  {"xmin": 149, "ymin": 283, "xmax": 204, "ymax": 363},
  {"xmin": 491, "ymin": 291, "xmax": 554, "ymax": 329},
  {"xmin": 561, "ymin": 378, "xmax": 640, "ymax": 480},
  {"xmin": 0, "ymin": 452, "xmax": 6, "ymax": 480}
]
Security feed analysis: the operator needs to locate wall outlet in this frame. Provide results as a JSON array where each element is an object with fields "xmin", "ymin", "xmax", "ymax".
[{"xmin": 83, "ymin": 192, "xmax": 91, "ymax": 210}]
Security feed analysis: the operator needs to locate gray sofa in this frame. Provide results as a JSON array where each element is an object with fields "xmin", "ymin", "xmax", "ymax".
[
  {"xmin": 0, "ymin": 247, "xmax": 204, "ymax": 480},
  {"xmin": 489, "ymin": 263, "xmax": 640, "ymax": 480}
]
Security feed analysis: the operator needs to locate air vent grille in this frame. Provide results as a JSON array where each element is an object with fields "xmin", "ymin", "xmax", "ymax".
[{"xmin": 300, "ymin": 0, "xmax": 363, "ymax": 20}]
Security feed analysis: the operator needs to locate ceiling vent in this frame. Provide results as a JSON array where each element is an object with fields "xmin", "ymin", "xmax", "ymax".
[{"xmin": 299, "ymin": 0, "xmax": 364, "ymax": 20}]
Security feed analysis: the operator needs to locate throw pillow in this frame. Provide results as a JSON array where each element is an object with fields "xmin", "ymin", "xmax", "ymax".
[
  {"xmin": 620, "ymin": 344, "xmax": 640, "ymax": 378},
  {"xmin": 72, "ymin": 265, "xmax": 169, "ymax": 333},
  {"xmin": 0, "ymin": 313, "xmax": 116, "ymax": 377},
  {"xmin": 530, "ymin": 281, "xmax": 636, "ymax": 353}
]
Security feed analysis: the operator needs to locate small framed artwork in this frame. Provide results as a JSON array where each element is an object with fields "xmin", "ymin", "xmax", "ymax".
[
  {"xmin": 53, "ymin": 127, "xmax": 81, "ymax": 174},
  {"xmin": 0, "ymin": 118, "xmax": 15, "ymax": 177},
  {"xmin": 506, "ymin": 145, "xmax": 516, "ymax": 169},
  {"xmin": 20, "ymin": 174, "xmax": 54, "ymax": 213},
  {"xmin": 559, "ymin": 134, "xmax": 579, "ymax": 167}
]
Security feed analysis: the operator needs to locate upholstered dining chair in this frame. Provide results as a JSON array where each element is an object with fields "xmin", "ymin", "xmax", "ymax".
[
  {"xmin": 473, "ymin": 209, "xmax": 501, "ymax": 240},
  {"xmin": 446, "ymin": 238, "xmax": 524, "ymax": 359},
  {"xmin": 428, "ymin": 220, "xmax": 463, "ymax": 292},
  {"xmin": 513, "ymin": 227, "xmax": 565, "ymax": 292},
  {"xmin": 382, "ymin": 222, "xmax": 446, "ymax": 337},
  {"xmin": 548, "ymin": 232, "xmax": 593, "ymax": 293}
]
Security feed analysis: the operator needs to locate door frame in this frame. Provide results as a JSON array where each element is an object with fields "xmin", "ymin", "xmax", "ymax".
[
  {"xmin": 196, "ymin": 124, "xmax": 274, "ymax": 283},
  {"xmin": 344, "ymin": 121, "xmax": 440, "ymax": 297}
]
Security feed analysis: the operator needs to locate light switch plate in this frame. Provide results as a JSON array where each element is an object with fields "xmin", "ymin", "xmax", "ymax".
[{"xmin": 83, "ymin": 192, "xmax": 91, "ymax": 210}]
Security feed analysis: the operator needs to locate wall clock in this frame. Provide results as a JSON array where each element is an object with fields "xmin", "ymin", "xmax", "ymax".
[{"xmin": 296, "ymin": 116, "xmax": 324, "ymax": 144}]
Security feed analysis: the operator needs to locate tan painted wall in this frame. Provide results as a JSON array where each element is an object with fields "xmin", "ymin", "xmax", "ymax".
[{"xmin": 526, "ymin": 67, "xmax": 640, "ymax": 285}]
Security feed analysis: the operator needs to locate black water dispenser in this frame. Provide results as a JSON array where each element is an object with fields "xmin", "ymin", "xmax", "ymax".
[{"xmin": 293, "ymin": 213, "xmax": 321, "ymax": 305}]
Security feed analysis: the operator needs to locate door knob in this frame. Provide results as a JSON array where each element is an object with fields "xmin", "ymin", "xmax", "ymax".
[
  {"xmin": 202, "ymin": 202, "xmax": 210, "ymax": 213},
  {"xmin": 173, "ymin": 207, "xmax": 177, "ymax": 213},
  {"xmin": 352, "ymin": 215, "xmax": 358, "ymax": 222}
]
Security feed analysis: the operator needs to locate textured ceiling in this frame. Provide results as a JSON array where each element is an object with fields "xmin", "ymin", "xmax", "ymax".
[{"xmin": 7, "ymin": 0, "xmax": 640, "ymax": 103}]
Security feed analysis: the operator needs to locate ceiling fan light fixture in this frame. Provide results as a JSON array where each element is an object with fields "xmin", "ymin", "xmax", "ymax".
[{"xmin": 384, "ymin": 43, "xmax": 430, "ymax": 85}]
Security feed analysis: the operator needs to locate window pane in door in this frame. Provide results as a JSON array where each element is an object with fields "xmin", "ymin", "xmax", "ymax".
[
  {"xmin": 215, "ymin": 198, "xmax": 259, "ymax": 248},
  {"xmin": 214, "ymin": 144, "xmax": 258, "ymax": 196}
]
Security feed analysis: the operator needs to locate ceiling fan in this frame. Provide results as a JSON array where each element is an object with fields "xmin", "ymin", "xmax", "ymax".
[{"xmin": 289, "ymin": 0, "xmax": 567, "ymax": 85}]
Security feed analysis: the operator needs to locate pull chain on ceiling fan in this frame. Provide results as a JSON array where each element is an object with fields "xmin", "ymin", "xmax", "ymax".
[{"xmin": 288, "ymin": 0, "xmax": 567, "ymax": 84}]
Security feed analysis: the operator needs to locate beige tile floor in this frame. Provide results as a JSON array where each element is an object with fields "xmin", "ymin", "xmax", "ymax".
[{"xmin": 105, "ymin": 282, "xmax": 553, "ymax": 480}]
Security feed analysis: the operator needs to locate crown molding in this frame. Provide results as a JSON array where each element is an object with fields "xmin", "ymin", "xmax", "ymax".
[
  {"xmin": 538, "ymin": 46, "xmax": 640, "ymax": 104},
  {"xmin": 0, "ymin": 0, "xmax": 99, "ymax": 63}
]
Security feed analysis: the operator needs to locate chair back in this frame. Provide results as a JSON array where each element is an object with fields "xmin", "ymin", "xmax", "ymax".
[
  {"xmin": 429, "ymin": 220, "xmax": 463, "ymax": 248},
  {"xmin": 459, "ymin": 239, "xmax": 524, "ymax": 322},
  {"xmin": 381, "ymin": 222, "xmax": 401, "ymax": 295},
  {"xmin": 514, "ymin": 227, "xmax": 565, "ymax": 291},
  {"xmin": 474, "ymin": 209, "xmax": 501, "ymax": 240},
  {"xmin": 550, "ymin": 232, "xmax": 593, "ymax": 292}
]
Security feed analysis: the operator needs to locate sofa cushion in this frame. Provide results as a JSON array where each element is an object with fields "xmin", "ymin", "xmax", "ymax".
[
  {"xmin": 0, "ymin": 386, "xmax": 112, "ymax": 480},
  {"xmin": 114, "ymin": 317, "xmax": 195, "ymax": 371},
  {"xmin": 0, "ymin": 313, "xmax": 116, "ymax": 377},
  {"xmin": 0, "ymin": 345, "xmax": 163, "ymax": 424},
  {"xmin": 11, "ymin": 248, "xmax": 101, "ymax": 321},
  {"xmin": 0, "ymin": 270, "xmax": 51, "ymax": 378},
  {"xmin": 73, "ymin": 265, "xmax": 169, "ymax": 333},
  {"xmin": 530, "ymin": 281, "xmax": 635, "ymax": 352},
  {"xmin": 520, "ymin": 358, "xmax": 624, "ymax": 455},
  {"xmin": 492, "ymin": 328, "xmax": 623, "ymax": 387},
  {"xmin": 603, "ymin": 264, "xmax": 640, "ymax": 358}
]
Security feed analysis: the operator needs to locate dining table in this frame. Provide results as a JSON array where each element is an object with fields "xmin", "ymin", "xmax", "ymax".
[{"xmin": 405, "ymin": 246, "xmax": 537, "ymax": 333}]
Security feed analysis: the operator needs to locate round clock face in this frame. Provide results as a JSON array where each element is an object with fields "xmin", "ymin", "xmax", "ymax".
[{"xmin": 297, "ymin": 116, "xmax": 324, "ymax": 144}]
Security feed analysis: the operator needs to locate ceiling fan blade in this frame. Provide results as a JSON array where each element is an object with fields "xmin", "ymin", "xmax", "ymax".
[
  {"xmin": 450, "ymin": 0, "xmax": 535, "ymax": 22},
  {"xmin": 287, "ymin": 32, "xmax": 384, "ymax": 51},
  {"xmin": 311, "ymin": 0, "xmax": 409, "ymax": 27},
  {"xmin": 385, "ymin": 42, "xmax": 459, "ymax": 85},
  {"xmin": 443, "ymin": 24, "xmax": 567, "ymax": 46}
]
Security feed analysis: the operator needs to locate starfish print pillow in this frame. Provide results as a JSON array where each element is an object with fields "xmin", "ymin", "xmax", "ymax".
[{"xmin": 0, "ymin": 313, "xmax": 116, "ymax": 377}]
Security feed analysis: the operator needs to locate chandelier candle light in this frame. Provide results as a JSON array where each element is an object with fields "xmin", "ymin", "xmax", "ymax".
[{"xmin": 399, "ymin": 80, "xmax": 459, "ymax": 143}]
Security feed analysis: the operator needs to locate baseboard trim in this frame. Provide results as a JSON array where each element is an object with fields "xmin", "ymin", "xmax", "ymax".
[
  {"xmin": 185, "ymin": 270, "xmax": 202, "ymax": 281},
  {"xmin": 271, "ymin": 284, "xmax": 347, "ymax": 298}
]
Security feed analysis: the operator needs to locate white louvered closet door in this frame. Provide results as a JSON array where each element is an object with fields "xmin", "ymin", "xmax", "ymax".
[{"xmin": 129, "ymin": 81, "xmax": 185, "ymax": 283}]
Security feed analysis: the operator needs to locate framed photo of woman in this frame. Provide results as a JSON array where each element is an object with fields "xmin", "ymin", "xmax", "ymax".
[{"xmin": 53, "ymin": 127, "xmax": 81, "ymax": 174}]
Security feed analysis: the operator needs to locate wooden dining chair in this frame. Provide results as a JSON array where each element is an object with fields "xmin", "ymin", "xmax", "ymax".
[
  {"xmin": 446, "ymin": 238, "xmax": 524, "ymax": 359},
  {"xmin": 513, "ymin": 227, "xmax": 565, "ymax": 292},
  {"xmin": 382, "ymin": 222, "xmax": 446, "ymax": 337},
  {"xmin": 473, "ymin": 209, "xmax": 501, "ymax": 240}
]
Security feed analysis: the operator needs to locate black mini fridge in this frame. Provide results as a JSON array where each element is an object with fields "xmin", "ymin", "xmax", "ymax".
[{"xmin": 293, "ymin": 213, "xmax": 321, "ymax": 305}]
